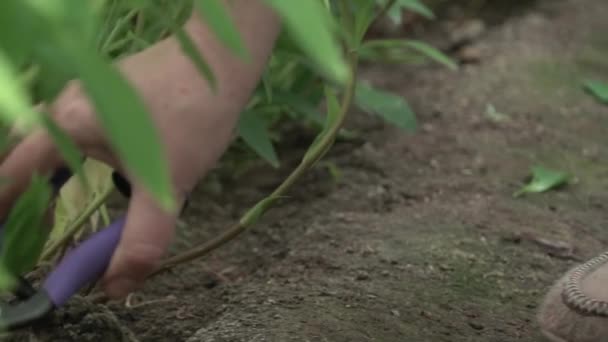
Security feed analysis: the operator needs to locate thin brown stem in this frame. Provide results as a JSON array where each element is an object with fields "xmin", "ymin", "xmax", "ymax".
[
  {"xmin": 89, "ymin": 50, "xmax": 360, "ymax": 303},
  {"xmin": 153, "ymin": 51, "xmax": 358, "ymax": 273},
  {"xmin": 41, "ymin": 186, "xmax": 114, "ymax": 261}
]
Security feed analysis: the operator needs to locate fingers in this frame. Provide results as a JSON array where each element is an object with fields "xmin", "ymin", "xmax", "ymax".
[
  {"xmin": 0, "ymin": 129, "xmax": 64, "ymax": 219},
  {"xmin": 101, "ymin": 187, "xmax": 181, "ymax": 299}
]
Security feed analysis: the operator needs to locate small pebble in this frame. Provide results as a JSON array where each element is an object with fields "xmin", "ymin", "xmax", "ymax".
[
  {"xmin": 391, "ymin": 310, "xmax": 401, "ymax": 317},
  {"xmin": 469, "ymin": 322, "xmax": 484, "ymax": 330},
  {"xmin": 356, "ymin": 271, "xmax": 370, "ymax": 281}
]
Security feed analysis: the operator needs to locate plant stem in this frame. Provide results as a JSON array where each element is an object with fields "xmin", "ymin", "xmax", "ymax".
[
  {"xmin": 41, "ymin": 186, "xmax": 114, "ymax": 261},
  {"xmin": 89, "ymin": 58, "xmax": 358, "ymax": 300},
  {"xmin": 147, "ymin": 51, "xmax": 358, "ymax": 276},
  {"xmin": 370, "ymin": 0, "xmax": 398, "ymax": 29}
]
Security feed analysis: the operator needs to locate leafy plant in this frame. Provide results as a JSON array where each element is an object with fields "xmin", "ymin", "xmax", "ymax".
[{"xmin": 0, "ymin": 0, "xmax": 456, "ymax": 300}]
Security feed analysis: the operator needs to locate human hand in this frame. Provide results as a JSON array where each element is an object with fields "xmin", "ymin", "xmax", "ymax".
[{"xmin": 0, "ymin": 1, "xmax": 280, "ymax": 299}]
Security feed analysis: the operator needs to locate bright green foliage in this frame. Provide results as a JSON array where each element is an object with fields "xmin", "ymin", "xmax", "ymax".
[
  {"xmin": 193, "ymin": 0, "xmax": 250, "ymax": 61},
  {"xmin": 389, "ymin": 0, "xmax": 435, "ymax": 22},
  {"xmin": 0, "ymin": 175, "xmax": 52, "ymax": 277},
  {"xmin": 40, "ymin": 115, "xmax": 86, "ymax": 186},
  {"xmin": 514, "ymin": 166, "xmax": 571, "ymax": 197},
  {"xmin": 238, "ymin": 110, "xmax": 280, "ymax": 168},
  {"xmin": 263, "ymin": 0, "xmax": 349, "ymax": 84},
  {"xmin": 583, "ymin": 79, "xmax": 608, "ymax": 104},
  {"xmin": 0, "ymin": 50, "xmax": 40, "ymax": 134},
  {"xmin": 359, "ymin": 39, "xmax": 458, "ymax": 69},
  {"xmin": 355, "ymin": 81, "xmax": 417, "ymax": 132},
  {"xmin": 399, "ymin": 40, "xmax": 458, "ymax": 70}
]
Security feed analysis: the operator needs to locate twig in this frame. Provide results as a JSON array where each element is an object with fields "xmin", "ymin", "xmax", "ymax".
[{"xmin": 41, "ymin": 186, "xmax": 114, "ymax": 261}]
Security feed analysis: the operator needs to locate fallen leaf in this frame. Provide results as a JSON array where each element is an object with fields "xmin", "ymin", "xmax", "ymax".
[{"xmin": 514, "ymin": 166, "xmax": 570, "ymax": 197}]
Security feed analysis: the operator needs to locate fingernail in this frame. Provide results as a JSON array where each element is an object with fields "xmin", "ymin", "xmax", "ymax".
[{"xmin": 104, "ymin": 277, "xmax": 137, "ymax": 299}]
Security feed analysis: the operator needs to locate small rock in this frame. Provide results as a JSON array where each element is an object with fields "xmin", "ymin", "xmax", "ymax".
[
  {"xmin": 356, "ymin": 271, "xmax": 370, "ymax": 281},
  {"xmin": 457, "ymin": 44, "xmax": 483, "ymax": 63},
  {"xmin": 469, "ymin": 321, "xmax": 484, "ymax": 330},
  {"xmin": 391, "ymin": 310, "xmax": 401, "ymax": 317},
  {"xmin": 448, "ymin": 19, "xmax": 486, "ymax": 47},
  {"xmin": 381, "ymin": 270, "xmax": 391, "ymax": 277}
]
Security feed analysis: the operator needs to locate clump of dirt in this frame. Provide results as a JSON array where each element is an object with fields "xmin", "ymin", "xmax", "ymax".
[
  {"xmin": 2, "ymin": 296, "xmax": 138, "ymax": 341},
  {"xmin": 6, "ymin": 0, "xmax": 608, "ymax": 341}
]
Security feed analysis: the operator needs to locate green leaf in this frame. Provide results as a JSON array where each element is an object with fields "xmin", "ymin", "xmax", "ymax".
[
  {"xmin": 173, "ymin": 25, "xmax": 217, "ymax": 90},
  {"xmin": 263, "ymin": 0, "xmax": 349, "ymax": 84},
  {"xmin": 513, "ymin": 166, "xmax": 570, "ymax": 197},
  {"xmin": 0, "ymin": 49, "xmax": 40, "ymax": 132},
  {"xmin": 193, "ymin": 0, "xmax": 250, "ymax": 61},
  {"xmin": 261, "ymin": 71, "xmax": 273, "ymax": 103},
  {"xmin": 380, "ymin": 0, "xmax": 435, "ymax": 25},
  {"xmin": 0, "ymin": 263, "xmax": 17, "ymax": 293},
  {"xmin": 397, "ymin": 0, "xmax": 435, "ymax": 20},
  {"xmin": 40, "ymin": 115, "xmax": 86, "ymax": 186},
  {"xmin": 0, "ymin": 174, "xmax": 52, "ymax": 276},
  {"xmin": 355, "ymin": 81, "xmax": 417, "ymax": 132},
  {"xmin": 65, "ymin": 45, "xmax": 175, "ymax": 211},
  {"xmin": 352, "ymin": 0, "xmax": 376, "ymax": 45},
  {"xmin": 238, "ymin": 110, "xmax": 280, "ymax": 168},
  {"xmin": 358, "ymin": 39, "xmax": 457, "ymax": 69},
  {"xmin": 401, "ymin": 40, "xmax": 458, "ymax": 70},
  {"xmin": 583, "ymin": 79, "xmax": 608, "ymax": 104},
  {"xmin": 273, "ymin": 91, "xmax": 324, "ymax": 125}
]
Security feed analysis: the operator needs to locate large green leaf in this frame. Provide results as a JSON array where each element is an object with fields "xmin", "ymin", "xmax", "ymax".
[
  {"xmin": 355, "ymin": 81, "xmax": 417, "ymax": 132},
  {"xmin": 0, "ymin": 175, "xmax": 52, "ymax": 276},
  {"xmin": 0, "ymin": 49, "xmax": 40, "ymax": 132},
  {"xmin": 64, "ymin": 45, "xmax": 175, "ymax": 210},
  {"xmin": 173, "ymin": 25, "xmax": 217, "ymax": 90},
  {"xmin": 238, "ymin": 110, "xmax": 280, "ymax": 168},
  {"xmin": 263, "ymin": 0, "xmax": 348, "ymax": 84},
  {"xmin": 403, "ymin": 40, "xmax": 458, "ymax": 70},
  {"xmin": 193, "ymin": 0, "xmax": 250, "ymax": 61},
  {"xmin": 40, "ymin": 115, "xmax": 86, "ymax": 186}
]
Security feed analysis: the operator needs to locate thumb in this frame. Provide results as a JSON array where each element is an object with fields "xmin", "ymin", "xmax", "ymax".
[{"xmin": 101, "ymin": 187, "xmax": 180, "ymax": 299}]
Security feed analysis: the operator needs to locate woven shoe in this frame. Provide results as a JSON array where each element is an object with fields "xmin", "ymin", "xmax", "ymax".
[{"xmin": 537, "ymin": 251, "xmax": 608, "ymax": 342}]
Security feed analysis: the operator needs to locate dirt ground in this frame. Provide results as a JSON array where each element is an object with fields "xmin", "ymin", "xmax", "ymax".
[{"xmin": 5, "ymin": 0, "xmax": 608, "ymax": 341}]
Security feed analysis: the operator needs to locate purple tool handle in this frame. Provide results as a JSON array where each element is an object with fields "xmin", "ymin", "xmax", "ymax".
[{"xmin": 42, "ymin": 216, "xmax": 125, "ymax": 307}]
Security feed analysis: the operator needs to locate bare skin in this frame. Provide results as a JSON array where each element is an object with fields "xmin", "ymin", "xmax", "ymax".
[{"xmin": 0, "ymin": 1, "xmax": 281, "ymax": 299}]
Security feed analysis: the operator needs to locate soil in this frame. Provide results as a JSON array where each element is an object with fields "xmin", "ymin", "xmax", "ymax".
[{"xmin": 5, "ymin": 0, "xmax": 608, "ymax": 341}]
